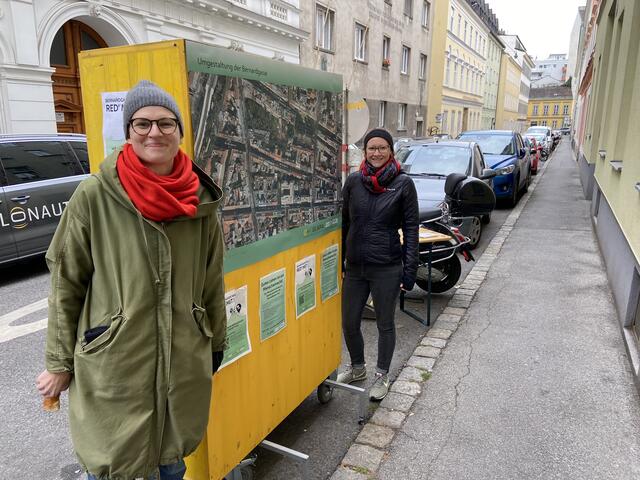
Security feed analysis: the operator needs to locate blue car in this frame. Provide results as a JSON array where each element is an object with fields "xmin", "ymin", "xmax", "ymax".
[{"xmin": 457, "ymin": 130, "xmax": 531, "ymax": 207}]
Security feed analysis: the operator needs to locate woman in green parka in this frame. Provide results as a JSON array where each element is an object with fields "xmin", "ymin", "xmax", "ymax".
[{"xmin": 35, "ymin": 80, "xmax": 226, "ymax": 480}]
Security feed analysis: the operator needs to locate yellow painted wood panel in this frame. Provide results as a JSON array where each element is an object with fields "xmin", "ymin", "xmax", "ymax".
[{"xmin": 78, "ymin": 40, "xmax": 193, "ymax": 172}]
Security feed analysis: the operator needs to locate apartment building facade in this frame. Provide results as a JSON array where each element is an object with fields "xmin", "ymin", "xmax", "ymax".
[
  {"xmin": 300, "ymin": 0, "xmax": 433, "ymax": 140},
  {"xmin": 0, "ymin": 0, "xmax": 306, "ymax": 134},
  {"xmin": 574, "ymin": 0, "xmax": 640, "ymax": 390},
  {"xmin": 439, "ymin": 0, "xmax": 488, "ymax": 137}
]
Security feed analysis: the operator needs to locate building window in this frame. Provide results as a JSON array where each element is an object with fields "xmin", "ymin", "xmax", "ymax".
[
  {"xmin": 378, "ymin": 101, "xmax": 386, "ymax": 127},
  {"xmin": 401, "ymin": 45, "xmax": 410, "ymax": 74},
  {"xmin": 454, "ymin": 62, "xmax": 458, "ymax": 88},
  {"xmin": 543, "ymin": 105, "xmax": 549, "ymax": 115},
  {"xmin": 398, "ymin": 103, "xmax": 407, "ymax": 129},
  {"xmin": 419, "ymin": 54, "xmax": 427, "ymax": 80},
  {"xmin": 315, "ymin": 4, "xmax": 334, "ymax": 51},
  {"xmin": 445, "ymin": 57, "xmax": 451, "ymax": 85},
  {"xmin": 541, "ymin": 120, "xmax": 547, "ymax": 126},
  {"xmin": 382, "ymin": 35, "xmax": 390, "ymax": 67},
  {"xmin": 450, "ymin": 7, "xmax": 454, "ymax": 30},
  {"xmin": 354, "ymin": 23, "xmax": 367, "ymax": 61},
  {"xmin": 404, "ymin": 0, "xmax": 413, "ymax": 18},
  {"xmin": 421, "ymin": 1, "xmax": 430, "ymax": 27},
  {"xmin": 458, "ymin": 111, "xmax": 462, "ymax": 132},
  {"xmin": 458, "ymin": 14, "xmax": 462, "ymax": 36},
  {"xmin": 464, "ymin": 21, "xmax": 467, "ymax": 43},
  {"xmin": 533, "ymin": 105, "xmax": 538, "ymax": 115},
  {"xmin": 553, "ymin": 104, "xmax": 559, "ymax": 115},
  {"xmin": 552, "ymin": 120, "xmax": 558, "ymax": 128},
  {"xmin": 563, "ymin": 104, "xmax": 569, "ymax": 115},
  {"xmin": 442, "ymin": 110, "xmax": 449, "ymax": 132},
  {"xmin": 470, "ymin": 26, "xmax": 473, "ymax": 46}
]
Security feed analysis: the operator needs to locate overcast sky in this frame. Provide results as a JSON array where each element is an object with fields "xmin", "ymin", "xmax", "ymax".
[{"xmin": 485, "ymin": 0, "xmax": 586, "ymax": 60}]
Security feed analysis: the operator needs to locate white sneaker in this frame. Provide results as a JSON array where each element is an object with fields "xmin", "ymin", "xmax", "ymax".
[
  {"xmin": 336, "ymin": 365, "xmax": 367, "ymax": 384},
  {"xmin": 369, "ymin": 373, "xmax": 390, "ymax": 401}
]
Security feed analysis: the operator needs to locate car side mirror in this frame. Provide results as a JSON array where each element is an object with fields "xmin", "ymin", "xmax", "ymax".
[
  {"xmin": 519, "ymin": 148, "xmax": 526, "ymax": 158},
  {"xmin": 480, "ymin": 168, "xmax": 497, "ymax": 180}
]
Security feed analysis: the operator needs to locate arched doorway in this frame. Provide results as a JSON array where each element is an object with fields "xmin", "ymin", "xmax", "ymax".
[{"xmin": 50, "ymin": 20, "xmax": 107, "ymax": 133}]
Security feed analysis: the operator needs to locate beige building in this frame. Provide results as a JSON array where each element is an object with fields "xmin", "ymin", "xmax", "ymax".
[
  {"xmin": 482, "ymin": 30, "xmax": 505, "ymax": 130},
  {"xmin": 439, "ymin": 0, "xmax": 489, "ymax": 137},
  {"xmin": 300, "ymin": 1, "xmax": 433, "ymax": 140}
]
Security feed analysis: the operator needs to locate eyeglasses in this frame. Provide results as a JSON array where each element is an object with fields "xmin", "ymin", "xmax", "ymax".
[
  {"xmin": 366, "ymin": 146, "xmax": 390, "ymax": 153},
  {"xmin": 129, "ymin": 117, "xmax": 179, "ymax": 135}
]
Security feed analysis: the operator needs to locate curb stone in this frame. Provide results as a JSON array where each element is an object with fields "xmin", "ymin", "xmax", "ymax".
[{"xmin": 330, "ymin": 149, "xmax": 554, "ymax": 478}]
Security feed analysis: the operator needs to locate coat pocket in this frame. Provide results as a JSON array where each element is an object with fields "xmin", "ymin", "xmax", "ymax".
[
  {"xmin": 80, "ymin": 308, "xmax": 126, "ymax": 354},
  {"xmin": 191, "ymin": 303, "xmax": 213, "ymax": 338}
]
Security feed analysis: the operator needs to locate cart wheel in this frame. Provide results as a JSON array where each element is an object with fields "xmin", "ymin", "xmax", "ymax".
[
  {"xmin": 317, "ymin": 371, "xmax": 337, "ymax": 404},
  {"xmin": 317, "ymin": 383, "xmax": 333, "ymax": 404}
]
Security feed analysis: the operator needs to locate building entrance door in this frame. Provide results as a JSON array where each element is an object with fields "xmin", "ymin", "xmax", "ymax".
[
  {"xmin": 462, "ymin": 107, "xmax": 469, "ymax": 132},
  {"xmin": 50, "ymin": 20, "xmax": 108, "ymax": 134}
]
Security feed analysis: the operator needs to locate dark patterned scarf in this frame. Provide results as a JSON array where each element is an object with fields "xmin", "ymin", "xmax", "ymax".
[{"xmin": 360, "ymin": 155, "xmax": 401, "ymax": 193}]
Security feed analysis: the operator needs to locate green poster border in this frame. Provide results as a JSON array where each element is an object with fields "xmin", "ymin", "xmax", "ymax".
[
  {"xmin": 186, "ymin": 40, "xmax": 343, "ymax": 92},
  {"xmin": 224, "ymin": 215, "xmax": 341, "ymax": 274}
]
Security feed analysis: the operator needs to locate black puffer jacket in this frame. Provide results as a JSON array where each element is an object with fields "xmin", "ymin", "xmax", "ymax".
[{"xmin": 342, "ymin": 171, "xmax": 419, "ymax": 289}]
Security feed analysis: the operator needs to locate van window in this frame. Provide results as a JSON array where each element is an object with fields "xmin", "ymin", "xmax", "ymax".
[
  {"xmin": 69, "ymin": 142, "xmax": 90, "ymax": 173},
  {"xmin": 0, "ymin": 141, "xmax": 83, "ymax": 185}
]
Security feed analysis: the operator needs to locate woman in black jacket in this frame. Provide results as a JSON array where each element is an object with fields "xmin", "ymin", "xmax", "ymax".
[{"xmin": 338, "ymin": 128, "xmax": 419, "ymax": 401}]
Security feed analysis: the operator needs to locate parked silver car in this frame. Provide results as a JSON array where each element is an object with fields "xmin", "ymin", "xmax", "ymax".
[{"xmin": 0, "ymin": 134, "xmax": 89, "ymax": 265}]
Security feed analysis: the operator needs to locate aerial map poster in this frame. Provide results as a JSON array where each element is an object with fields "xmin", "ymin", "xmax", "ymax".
[{"xmin": 186, "ymin": 42, "xmax": 343, "ymax": 273}]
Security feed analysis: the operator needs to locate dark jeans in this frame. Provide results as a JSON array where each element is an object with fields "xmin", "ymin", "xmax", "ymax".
[
  {"xmin": 86, "ymin": 460, "xmax": 186, "ymax": 480},
  {"xmin": 342, "ymin": 262, "xmax": 403, "ymax": 373}
]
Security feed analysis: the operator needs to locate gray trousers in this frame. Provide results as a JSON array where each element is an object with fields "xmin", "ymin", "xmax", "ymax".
[{"xmin": 341, "ymin": 262, "xmax": 403, "ymax": 373}]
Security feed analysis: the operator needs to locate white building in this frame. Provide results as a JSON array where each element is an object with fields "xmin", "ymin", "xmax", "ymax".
[
  {"xmin": 0, "ymin": 0, "xmax": 307, "ymax": 134},
  {"xmin": 531, "ymin": 53, "xmax": 568, "ymax": 88},
  {"xmin": 500, "ymin": 34, "xmax": 533, "ymax": 133}
]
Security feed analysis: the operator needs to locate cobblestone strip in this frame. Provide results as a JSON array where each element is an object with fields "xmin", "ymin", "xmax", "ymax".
[{"xmin": 330, "ymin": 151, "xmax": 554, "ymax": 480}]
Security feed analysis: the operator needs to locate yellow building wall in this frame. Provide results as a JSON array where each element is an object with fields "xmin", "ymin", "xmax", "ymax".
[
  {"xmin": 425, "ymin": 0, "xmax": 449, "ymax": 134},
  {"xmin": 527, "ymin": 99, "xmax": 573, "ymax": 129},
  {"xmin": 438, "ymin": 0, "xmax": 488, "ymax": 136},
  {"xmin": 496, "ymin": 53, "xmax": 520, "ymax": 130}
]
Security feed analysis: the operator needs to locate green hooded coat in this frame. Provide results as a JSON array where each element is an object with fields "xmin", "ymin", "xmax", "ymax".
[{"xmin": 45, "ymin": 148, "xmax": 226, "ymax": 479}]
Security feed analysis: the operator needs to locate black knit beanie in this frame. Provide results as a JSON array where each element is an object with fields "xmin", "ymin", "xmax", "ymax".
[{"xmin": 363, "ymin": 128, "xmax": 394, "ymax": 152}]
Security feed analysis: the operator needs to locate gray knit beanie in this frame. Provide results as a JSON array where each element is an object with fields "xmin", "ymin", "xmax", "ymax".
[{"xmin": 122, "ymin": 80, "xmax": 184, "ymax": 138}]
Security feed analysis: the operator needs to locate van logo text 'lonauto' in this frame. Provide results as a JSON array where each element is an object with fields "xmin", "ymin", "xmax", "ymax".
[{"xmin": 1, "ymin": 202, "xmax": 68, "ymax": 229}]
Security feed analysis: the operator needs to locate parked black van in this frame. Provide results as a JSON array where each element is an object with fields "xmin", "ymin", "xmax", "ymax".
[{"xmin": 0, "ymin": 134, "xmax": 89, "ymax": 265}]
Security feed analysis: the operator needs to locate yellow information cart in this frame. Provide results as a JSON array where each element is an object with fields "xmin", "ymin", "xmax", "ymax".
[{"xmin": 79, "ymin": 40, "xmax": 347, "ymax": 479}]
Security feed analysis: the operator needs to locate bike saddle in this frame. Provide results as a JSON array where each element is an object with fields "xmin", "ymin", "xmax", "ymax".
[{"xmin": 444, "ymin": 173, "xmax": 467, "ymax": 196}]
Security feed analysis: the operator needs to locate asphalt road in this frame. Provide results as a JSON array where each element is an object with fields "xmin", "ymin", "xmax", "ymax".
[{"xmin": 0, "ymin": 168, "xmax": 528, "ymax": 479}]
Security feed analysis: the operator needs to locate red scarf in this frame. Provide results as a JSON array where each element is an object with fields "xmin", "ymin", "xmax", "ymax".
[
  {"xmin": 359, "ymin": 155, "xmax": 401, "ymax": 194},
  {"xmin": 116, "ymin": 143, "xmax": 200, "ymax": 222}
]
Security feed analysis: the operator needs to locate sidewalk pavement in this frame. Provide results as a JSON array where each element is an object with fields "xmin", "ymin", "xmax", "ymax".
[{"xmin": 331, "ymin": 139, "xmax": 640, "ymax": 480}]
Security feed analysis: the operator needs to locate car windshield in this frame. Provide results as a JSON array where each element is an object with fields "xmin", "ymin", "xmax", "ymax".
[
  {"xmin": 527, "ymin": 127, "xmax": 548, "ymax": 134},
  {"xmin": 527, "ymin": 134, "xmax": 545, "ymax": 142},
  {"xmin": 457, "ymin": 134, "xmax": 515, "ymax": 155},
  {"xmin": 397, "ymin": 145, "xmax": 470, "ymax": 176}
]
